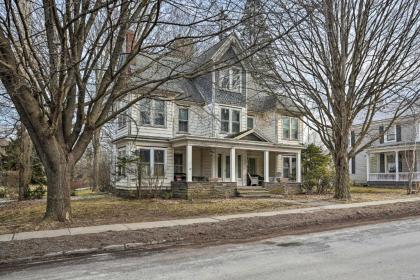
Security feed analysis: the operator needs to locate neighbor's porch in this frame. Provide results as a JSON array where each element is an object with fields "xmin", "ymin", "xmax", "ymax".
[{"xmin": 367, "ymin": 149, "xmax": 420, "ymax": 183}]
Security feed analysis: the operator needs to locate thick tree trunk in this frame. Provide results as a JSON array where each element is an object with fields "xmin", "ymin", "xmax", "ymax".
[
  {"xmin": 18, "ymin": 125, "xmax": 33, "ymax": 200},
  {"xmin": 333, "ymin": 147, "xmax": 351, "ymax": 200},
  {"xmin": 40, "ymin": 147, "xmax": 74, "ymax": 222}
]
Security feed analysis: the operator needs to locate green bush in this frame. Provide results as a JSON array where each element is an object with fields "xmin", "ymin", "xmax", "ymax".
[{"xmin": 302, "ymin": 144, "xmax": 334, "ymax": 194}]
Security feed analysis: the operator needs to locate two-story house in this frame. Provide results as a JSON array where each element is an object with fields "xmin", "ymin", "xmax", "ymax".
[
  {"xmin": 112, "ymin": 34, "xmax": 304, "ymax": 197},
  {"xmin": 350, "ymin": 112, "xmax": 420, "ymax": 186}
]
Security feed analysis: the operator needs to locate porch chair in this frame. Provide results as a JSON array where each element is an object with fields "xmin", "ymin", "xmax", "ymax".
[{"xmin": 248, "ymin": 173, "xmax": 259, "ymax": 186}]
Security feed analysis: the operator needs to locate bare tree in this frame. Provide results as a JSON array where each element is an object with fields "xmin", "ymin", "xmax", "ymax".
[
  {"xmin": 262, "ymin": 0, "xmax": 420, "ymax": 199},
  {"xmin": 401, "ymin": 106, "xmax": 420, "ymax": 194},
  {"xmin": 17, "ymin": 124, "xmax": 32, "ymax": 200},
  {"xmin": 0, "ymin": 0, "xmax": 252, "ymax": 221}
]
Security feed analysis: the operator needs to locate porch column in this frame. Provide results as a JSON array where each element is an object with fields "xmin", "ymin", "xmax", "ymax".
[
  {"xmin": 395, "ymin": 150, "xmax": 399, "ymax": 182},
  {"xmin": 366, "ymin": 152, "xmax": 370, "ymax": 182},
  {"xmin": 186, "ymin": 144, "xmax": 192, "ymax": 182},
  {"xmin": 296, "ymin": 151, "xmax": 301, "ymax": 183},
  {"xmin": 264, "ymin": 150, "xmax": 269, "ymax": 182},
  {"xmin": 230, "ymin": 148, "xmax": 236, "ymax": 182}
]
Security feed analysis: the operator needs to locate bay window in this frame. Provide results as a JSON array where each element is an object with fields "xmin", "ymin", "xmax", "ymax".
[
  {"xmin": 220, "ymin": 107, "xmax": 241, "ymax": 134},
  {"xmin": 139, "ymin": 99, "xmax": 166, "ymax": 126},
  {"xmin": 283, "ymin": 116, "xmax": 299, "ymax": 140},
  {"xmin": 136, "ymin": 148, "xmax": 166, "ymax": 177}
]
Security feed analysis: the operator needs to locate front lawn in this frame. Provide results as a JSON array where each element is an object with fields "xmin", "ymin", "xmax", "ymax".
[{"xmin": 0, "ymin": 197, "xmax": 300, "ymax": 235}]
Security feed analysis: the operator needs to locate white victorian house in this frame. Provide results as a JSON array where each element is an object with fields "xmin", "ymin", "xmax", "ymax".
[{"xmin": 112, "ymin": 34, "xmax": 304, "ymax": 198}]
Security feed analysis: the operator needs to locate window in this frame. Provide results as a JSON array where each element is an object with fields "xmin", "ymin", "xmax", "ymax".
[
  {"xmin": 117, "ymin": 100, "xmax": 127, "ymax": 129},
  {"xmin": 136, "ymin": 148, "xmax": 166, "ymax": 177},
  {"xmin": 174, "ymin": 153, "xmax": 183, "ymax": 173},
  {"xmin": 139, "ymin": 149, "xmax": 151, "ymax": 177},
  {"xmin": 283, "ymin": 156, "xmax": 297, "ymax": 181},
  {"xmin": 220, "ymin": 108, "xmax": 241, "ymax": 134},
  {"xmin": 385, "ymin": 125, "xmax": 396, "ymax": 142},
  {"xmin": 154, "ymin": 100, "xmax": 165, "ymax": 126},
  {"xmin": 232, "ymin": 110, "xmax": 240, "ymax": 133},
  {"xmin": 247, "ymin": 117, "xmax": 254, "ymax": 129},
  {"xmin": 282, "ymin": 117, "xmax": 290, "ymax": 139},
  {"xmin": 139, "ymin": 99, "xmax": 166, "ymax": 126},
  {"xmin": 178, "ymin": 108, "xmax": 189, "ymax": 132},
  {"xmin": 154, "ymin": 150, "xmax": 165, "ymax": 177},
  {"xmin": 139, "ymin": 99, "xmax": 151, "ymax": 125},
  {"xmin": 219, "ymin": 67, "xmax": 242, "ymax": 92},
  {"xmin": 117, "ymin": 148, "xmax": 126, "ymax": 176},
  {"xmin": 417, "ymin": 122, "xmax": 420, "ymax": 141},
  {"xmin": 221, "ymin": 108, "xmax": 230, "ymax": 133},
  {"xmin": 283, "ymin": 117, "xmax": 299, "ymax": 140}
]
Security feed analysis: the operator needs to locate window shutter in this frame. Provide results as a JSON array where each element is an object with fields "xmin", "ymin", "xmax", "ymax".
[
  {"xmin": 379, "ymin": 126, "xmax": 384, "ymax": 144},
  {"xmin": 351, "ymin": 131, "xmax": 355, "ymax": 146},
  {"xmin": 351, "ymin": 156, "xmax": 356, "ymax": 174},
  {"xmin": 379, "ymin": 153, "xmax": 385, "ymax": 173},
  {"xmin": 396, "ymin": 124, "xmax": 402, "ymax": 142}
]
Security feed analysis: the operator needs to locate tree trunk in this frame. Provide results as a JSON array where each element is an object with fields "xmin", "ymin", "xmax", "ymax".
[
  {"xmin": 333, "ymin": 143, "xmax": 352, "ymax": 200},
  {"xmin": 18, "ymin": 125, "xmax": 33, "ymax": 200},
  {"xmin": 92, "ymin": 129, "xmax": 101, "ymax": 191},
  {"xmin": 42, "ymin": 151, "xmax": 74, "ymax": 222}
]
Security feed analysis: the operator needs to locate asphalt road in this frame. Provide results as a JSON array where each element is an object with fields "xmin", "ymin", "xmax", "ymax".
[{"xmin": 2, "ymin": 218, "xmax": 420, "ymax": 280}]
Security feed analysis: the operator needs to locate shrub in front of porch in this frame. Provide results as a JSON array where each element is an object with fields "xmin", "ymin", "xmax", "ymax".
[{"xmin": 301, "ymin": 144, "xmax": 334, "ymax": 194}]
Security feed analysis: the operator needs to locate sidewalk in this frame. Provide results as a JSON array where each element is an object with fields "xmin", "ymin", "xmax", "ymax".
[{"xmin": 2, "ymin": 197, "xmax": 420, "ymax": 243}]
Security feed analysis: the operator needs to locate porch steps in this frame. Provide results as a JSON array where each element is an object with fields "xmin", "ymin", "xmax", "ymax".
[{"xmin": 236, "ymin": 187, "xmax": 271, "ymax": 198}]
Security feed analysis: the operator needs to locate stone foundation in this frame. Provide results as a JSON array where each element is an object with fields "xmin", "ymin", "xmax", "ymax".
[
  {"xmin": 171, "ymin": 181, "xmax": 237, "ymax": 199},
  {"xmin": 263, "ymin": 182, "xmax": 302, "ymax": 195},
  {"xmin": 114, "ymin": 188, "xmax": 171, "ymax": 199}
]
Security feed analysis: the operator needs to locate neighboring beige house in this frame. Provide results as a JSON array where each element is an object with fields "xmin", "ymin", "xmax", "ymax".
[
  {"xmin": 350, "ymin": 112, "xmax": 420, "ymax": 186},
  {"xmin": 112, "ymin": 34, "xmax": 304, "ymax": 197}
]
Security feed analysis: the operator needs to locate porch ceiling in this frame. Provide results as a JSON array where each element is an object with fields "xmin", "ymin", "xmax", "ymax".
[{"xmin": 170, "ymin": 135, "xmax": 303, "ymax": 153}]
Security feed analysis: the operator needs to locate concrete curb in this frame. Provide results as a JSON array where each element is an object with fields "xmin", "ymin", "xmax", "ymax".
[{"xmin": 2, "ymin": 197, "xmax": 420, "ymax": 243}]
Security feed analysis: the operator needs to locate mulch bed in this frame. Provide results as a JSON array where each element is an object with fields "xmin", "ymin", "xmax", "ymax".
[{"xmin": 1, "ymin": 201, "xmax": 420, "ymax": 263}]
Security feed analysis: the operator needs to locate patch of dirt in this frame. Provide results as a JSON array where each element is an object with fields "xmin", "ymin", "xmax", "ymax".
[{"xmin": 2, "ymin": 201, "xmax": 420, "ymax": 262}]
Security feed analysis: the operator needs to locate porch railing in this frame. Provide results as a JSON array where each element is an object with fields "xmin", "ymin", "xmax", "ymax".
[
  {"xmin": 368, "ymin": 172, "xmax": 420, "ymax": 182},
  {"xmin": 399, "ymin": 172, "xmax": 420, "ymax": 182},
  {"xmin": 368, "ymin": 173, "xmax": 396, "ymax": 181}
]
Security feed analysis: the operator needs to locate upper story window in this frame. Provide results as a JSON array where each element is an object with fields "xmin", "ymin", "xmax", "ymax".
[
  {"xmin": 117, "ymin": 100, "xmax": 127, "ymax": 129},
  {"xmin": 283, "ymin": 116, "xmax": 299, "ymax": 140},
  {"xmin": 178, "ymin": 108, "xmax": 189, "ymax": 133},
  {"xmin": 219, "ymin": 67, "xmax": 241, "ymax": 92},
  {"xmin": 139, "ymin": 99, "xmax": 166, "ymax": 127},
  {"xmin": 385, "ymin": 125, "xmax": 396, "ymax": 142},
  {"xmin": 221, "ymin": 108, "xmax": 241, "ymax": 134},
  {"xmin": 247, "ymin": 116, "xmax": 255, "ymax": 129}
]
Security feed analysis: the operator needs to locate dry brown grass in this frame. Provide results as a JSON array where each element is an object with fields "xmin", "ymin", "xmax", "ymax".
[
  {"xmin": 0, "ymin": 186, "xmax": 413, "ymax": 235},
  {"xmin": 0, "ymin": 197, "xmax": 299, "ymax": 235}
]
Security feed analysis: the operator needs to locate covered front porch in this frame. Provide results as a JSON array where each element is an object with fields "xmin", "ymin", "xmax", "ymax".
[
  {"xmin": 170, "ymin": 135, "xmax": 302, "ymax": 187},
  {"xmin": 367, "ymin": 148, "xmax": 420, "ymax": 184}
]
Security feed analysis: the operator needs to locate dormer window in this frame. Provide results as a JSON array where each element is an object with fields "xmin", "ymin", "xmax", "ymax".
[{"xmin": 219, "ymin": 67, "xmax": 241, "ymax": 92}]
